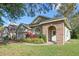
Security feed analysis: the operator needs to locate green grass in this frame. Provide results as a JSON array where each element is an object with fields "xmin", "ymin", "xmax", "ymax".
[{"xmin": 0, "ymin": 39, "xmax": 79, "ymax": 56}]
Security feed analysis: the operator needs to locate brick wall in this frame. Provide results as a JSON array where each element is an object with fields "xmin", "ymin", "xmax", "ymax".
[{"xmin": 42, "ymin": 20, "xmax": 65, "ymax": 45}]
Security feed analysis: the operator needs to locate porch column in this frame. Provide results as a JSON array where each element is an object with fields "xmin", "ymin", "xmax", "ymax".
[
  {"xmin": 56, "ymin": 22, "xmax": 65, "ymax": 45},
  {"xmin": 42, "ymin": 25, "xmax": 48, "ymax": 43}
]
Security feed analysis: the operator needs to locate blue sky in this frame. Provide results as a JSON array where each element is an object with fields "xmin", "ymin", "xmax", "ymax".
[
  {"xmin": 3, "ymin": 4, "xmax": 79, "ymax": 26},
  {"xmin": 3, "ymin": 9, "xmax": 57, "ymax": 26}
]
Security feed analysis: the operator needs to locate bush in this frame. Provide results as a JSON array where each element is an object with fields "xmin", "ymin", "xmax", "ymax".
[
  {"xmin": 24, "ymin": 38, "xmax": 32, "ymax": 43},
  {"xmin": 26, "ymin": 31, "xmax": 37, "ymax": 38},
  {"xmin": 33, "ymin": 38, "xmax": 44, "ymax": 44},
  {"xmin": 71, "ymin": 30, "xmax": 79, "ymax": 39},
  {"xmin": 37, "ymin": 33, "xmax": 47, "ymax": 42},
  {"xmin": 16, "ymin": 39, "xmax": 24, "ymax": 42},
  {"xmin": 17, "ymin": 38, "xmax": 33, "ymax": 43},
  {"xmin": 26, "ymin": 38, "xmax": 45, "ymax": 44},
  {"xmin": 17, "ymin": 38, "xmax": 45, "ymax": 44},
  {"xmin": 2, "ymin": 35, "xmax": 9, "ymax": 45}
]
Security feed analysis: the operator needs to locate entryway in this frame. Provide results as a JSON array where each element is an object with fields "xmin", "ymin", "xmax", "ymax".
[{"xmin": 48, "ymin": 26, "xmax": 56, "ymax": 43}]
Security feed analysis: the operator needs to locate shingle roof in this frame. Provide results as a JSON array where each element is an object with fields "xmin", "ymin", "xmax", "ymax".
[
  {"xmin": 31, "ymin": 15, "xmax": 52, "ymax": 24},
  {"xmin": 16, "ymin": 23, "xmax": 31, "ymax": 32},
  {"xmin": 30, "ymin": 16, "xmax": 71, "ymax": 30}
]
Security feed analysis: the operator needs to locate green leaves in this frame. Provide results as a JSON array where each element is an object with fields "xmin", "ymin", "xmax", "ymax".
[
  {"xmin": 0, "ymin": 3, "xmax": 78, "ymax": 26},
  {"xmin": 0, "ymin": 3, "xmax": 26, "ymax": 25},
  {"xmin": 57, "ymin": 3, "xmax": 77, "ymax": 17}
]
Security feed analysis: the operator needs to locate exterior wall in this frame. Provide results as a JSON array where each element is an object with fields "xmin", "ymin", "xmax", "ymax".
[
  {"xmin": 16, "ymin": 26, "xmax": 27, "ymax": 39},
  {"xmin": 16, "ymin": 33, "xmax": 26, "ymax": 39},
  {"xmin": 31, "ymin": 26, "xmax": 42, "ymax": 34},
  {"xmin": 42, "ymin": 21, "xmax": 65, "ymax": 45},
  {"xmin": 64, "ymin": 26, "xmax": 70, "ymax": 42}
]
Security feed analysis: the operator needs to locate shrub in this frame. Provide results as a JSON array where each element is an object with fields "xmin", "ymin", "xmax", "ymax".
[
  {"xmin": 26, "ymin": 31, "xmax": 37, "ymax": 38},
  {"xmin": 33, "ymin": 38, "xmax": 44, "ymax": 44},
  {"xmin": 37, "ymin": 33, "xmax": 47, "ymax": 42},
  {"xmin": 25, "ymin": 38, "xmax": 44, "ymax": 44},
  {"xmin": 16, "ymin": 39, "xmax": 24, "ymax": 42},
  {"xmin": 2, "ymin": 35, "xmax": 9, "ymax": 45},
  {"xmin": 17, "ymin": 38, "xmax": 45, "ymax": 44},
  {"xmin": 24, "ymin": 38, "xmax": 32, "ymax": 43},
  {"xmin": 71, "ymin": 30, "xmax": 77, "ymax": 39}
]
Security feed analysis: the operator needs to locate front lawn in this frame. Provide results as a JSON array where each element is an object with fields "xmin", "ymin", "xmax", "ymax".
[{"xmin": 0, "ymin": 39, "xmax": 79, "ymax": 56}]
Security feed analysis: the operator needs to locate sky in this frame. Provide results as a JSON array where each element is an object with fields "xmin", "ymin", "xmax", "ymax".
[
  {"xmin": 3, "ymin": 4, "xmax": 79, "ymax": 26},
  {"xmin": 3, "ymin": 9, "xmax": 57, "ymax": 26}
]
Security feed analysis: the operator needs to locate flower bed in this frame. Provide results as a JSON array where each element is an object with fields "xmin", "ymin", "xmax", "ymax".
[{"xmin": 16, "ymin": 38, "xmax": 45, "ymax": 44}]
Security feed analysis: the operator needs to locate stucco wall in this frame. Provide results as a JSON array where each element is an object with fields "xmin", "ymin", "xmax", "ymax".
[{"xmin": 64, "ymin": 26, "xmax": 70, "ymax": 41}]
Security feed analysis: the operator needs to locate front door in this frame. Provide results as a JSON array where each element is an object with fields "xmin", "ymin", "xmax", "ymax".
[{"xmin": 48, "ymin": 30, "xmax": 56, "ymax": 42}]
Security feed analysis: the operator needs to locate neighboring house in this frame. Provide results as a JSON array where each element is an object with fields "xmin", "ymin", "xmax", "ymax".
[
  {"xmin": 16, "ymin": 23, "xmax": 31, "ymax": 39},
  {"xmin": 3, "ymin": 27, "xmax": 9, "ymax": 36},
  {"xmin": 30, "ymin": 16, "xmax": 71, "ymax": 45},
  {"xmin": 8, "ymin": 23, "xmax": 17, "ymax": 40}
]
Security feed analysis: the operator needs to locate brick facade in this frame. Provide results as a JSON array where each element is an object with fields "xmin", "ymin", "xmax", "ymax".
[{"xmin": 42, "ymin": 20, "xmax": 65, "ymax": 45}]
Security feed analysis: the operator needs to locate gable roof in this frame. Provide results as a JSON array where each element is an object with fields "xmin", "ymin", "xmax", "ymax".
[
  {"xmin": 40, "ymin": 18, "xmax": 71, "ymax": 29},
  {"xmin": 31, "ymin": 15, "xmax": 51, "ymax": 24},
  {"xmin": 30, "ymin": 17, "xmax": 71, "ymax": 30},
  {"xmin": 16, "ymin": 23, "xmax": 31, "ymax": 32}
]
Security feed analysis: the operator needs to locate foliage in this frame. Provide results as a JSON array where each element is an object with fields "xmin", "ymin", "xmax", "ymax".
[
  {"xmin": 16, "ymin": 38, "xmax": 25, "ymax": 42},
  {"xmin": 0, "ymin": 3, "xmax": 27, "ymax": 25},
  {"xmin": 37, "ymin": 33, "xmax": 47, "ymax": 42},
  {"xmin": 70, "ymin": 14, "xmax": 79, "ymax": 31},
  {"xmin": 22, "ymin": 38, "xmax": 32, "ymax": 43},
  {"xmin": 70, "ymin": 13, "xmax": 79, "ymax": 39},
  {"xmin": 16, "ymin": 38, "xmax": 45, "ymax": 44},
  {"xmin": 26, "ymin": 31, "xmax": 37, "ymax": 38},
  {"xmin": 32, "ymin": 38, "xmax": 44, "ymax": 44},
  {"xmin": 0, "ymin": 3, "xmax": 56, "ymax": 25},
  {"xmin": 0, "ymin": 26, "xmax": 4, "ymax": 31},
  {"xmin": 25, "ymin": 3, "xmax": 56, "ymax": 17},
  {"xmin": 25, "ymin": 3, "xmax": 77, "ymax": 18},
  {"xmin": 71, "ymin": 30, "xmax": 77, "ymax": 39},
  {"xmin": 0, "ymin": 3, "xmax": 78, "ymax": 25},
  {"xmin": 0, "ymin": 4, "xmax": 26, "ymax": 20},
  {"xmin": 0, "ymin": 3, "xmax": 78, "ymax": 39},
  {"xmin": 57, "ymin": 3, "xmax": 77, "ymax": 18},
  {"xmin": 2, "ymin": 35, "xmax": 9, "ymax": 45},
  {"xmin": 77, "ymin": 34, "xmax": 79, "ymax": 39}
]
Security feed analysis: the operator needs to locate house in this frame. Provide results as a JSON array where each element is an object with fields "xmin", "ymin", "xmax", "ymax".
[
  {"xmin": 3, "ymin": 27, "xmax": 9, "ymax": 36},
  {"xmin": 1, "ymin": 16, "xmax": 71, "ymax": 45},
  {"xmin": 8, "ymin": 22, "xmax": 17, "ymax": 40},
  {"xmin": 29, "ymin": 16, "xmax": 71, "ymax": 45},
  {"xmin": 16, "ymin": 23, "xmax": 31, "ymax": 39}
]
